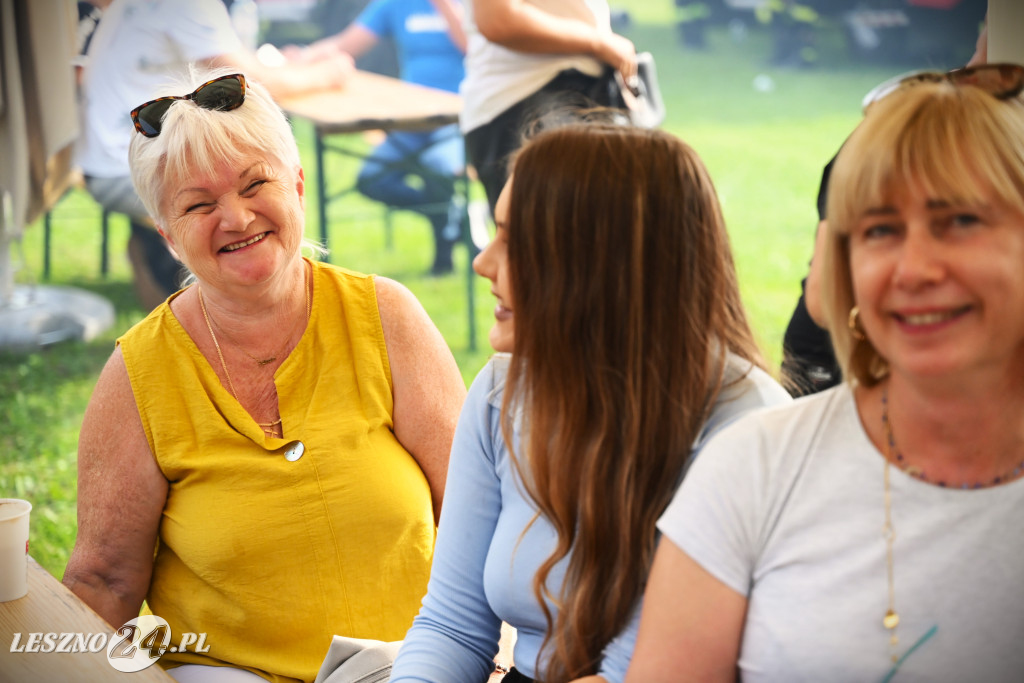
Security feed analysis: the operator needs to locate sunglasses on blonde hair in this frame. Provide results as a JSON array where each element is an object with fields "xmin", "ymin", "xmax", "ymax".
[
  {"xmin": 862, "ymin": 63, "xmax": 1024, "ymax": 113},
  {"xmin": 130, "ymin": 73, "xmax": 247, "ymax": 138}
]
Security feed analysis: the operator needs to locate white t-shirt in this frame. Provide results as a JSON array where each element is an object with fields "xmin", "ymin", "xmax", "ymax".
[
  {"xmin": 75, "ymin": 0, "xmax": 242, "ymax": 178},
  {"xmin": 459, "ymin": 0, "xmax": 608, "ymax": 133},
  {"xmin": 659, "ymin": 385, "xmax": 1024, "ymax": 682}
]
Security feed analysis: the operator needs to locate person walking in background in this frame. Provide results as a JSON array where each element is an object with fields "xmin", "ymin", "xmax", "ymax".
[
  {"xmin": 286, "ymin": 0, "xmax": 467, "ymax": 276},
  {"xmin": 460, "ymin": 0, "xmax": 638, "ymax": 213},
  {"xmin": 75, "ymin": 0, "xmax": 353, "ymax": 309}
]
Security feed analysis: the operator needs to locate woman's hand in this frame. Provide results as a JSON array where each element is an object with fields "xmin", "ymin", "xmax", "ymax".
[
  {"xmin": 593, "ymin": 30, "xmax": 637, "ymax": 84},
  {"xmin": 63, "ymin": 347, "xmax": 168, "ymax": 628}
]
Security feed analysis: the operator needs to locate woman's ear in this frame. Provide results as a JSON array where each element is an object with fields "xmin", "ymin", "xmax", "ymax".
[
  {"xmin": 156, "ymin": 225, "xmax": 181, "ymax": 261},
  {"xmin": 296, "ymin": 166, "xmax": 306, "ymax": 209}
]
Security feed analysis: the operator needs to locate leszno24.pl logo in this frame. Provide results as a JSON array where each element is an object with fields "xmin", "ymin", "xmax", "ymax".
[{"xmin": 9, "ymin": 615, "xmax": 209, "ymax": 672}]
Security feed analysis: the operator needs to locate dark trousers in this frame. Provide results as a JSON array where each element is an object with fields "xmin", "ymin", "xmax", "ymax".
[
  {"xmin": 780, "ymin": 285, "xmax": 841, "ymax": 397},
  {"xmin": 502, "ymin": 667, "xmax": 535, "ymax": 683},
  {"xmin": 465, "ymin": 69, "xmax": 612, "ymax": 213}
]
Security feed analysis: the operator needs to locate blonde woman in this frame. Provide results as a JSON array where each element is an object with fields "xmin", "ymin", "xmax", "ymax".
[{"xmin": 627, "ymin": 64, "xmax": 1024, "ymax": 683}]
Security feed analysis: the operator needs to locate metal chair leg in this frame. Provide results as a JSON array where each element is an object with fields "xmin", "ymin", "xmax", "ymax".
[
  {"xmin": 101, "ymin": 209, "xmax": 111, "ymax": 277},
  {"xmin": 43, "ymin": 210, "xmax": 53, "ymax": 281}
]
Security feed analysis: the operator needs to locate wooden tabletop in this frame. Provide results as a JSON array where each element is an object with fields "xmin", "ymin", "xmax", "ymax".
[
  {"xmin": 0, "ymin": 557, "xmax": 174, "ymax": 682},
  {"xmin": 277, "ymin": 70, "xmax": 462, "ymax": 135}
]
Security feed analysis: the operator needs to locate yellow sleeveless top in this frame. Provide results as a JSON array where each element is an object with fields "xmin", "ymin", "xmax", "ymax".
[{"xmin": 118, "ymin": 260, "xmax": 434, "ymax": 683}]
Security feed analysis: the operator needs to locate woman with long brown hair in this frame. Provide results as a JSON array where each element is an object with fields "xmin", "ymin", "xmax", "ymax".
[{"xmin": 389, "ymin": 122, "xmax": 790, "ymax": 683}]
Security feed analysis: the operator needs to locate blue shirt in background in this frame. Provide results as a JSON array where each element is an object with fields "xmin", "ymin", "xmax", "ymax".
[{"xmin": 357, "ymin": 0, "xmax": 464, "ymax": 92}]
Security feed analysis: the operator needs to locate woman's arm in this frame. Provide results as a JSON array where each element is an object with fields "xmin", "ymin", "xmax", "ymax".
[
  {"xmin": 430, "ymin": 0, "xmax": 467, "ymax": 53},
  {"xmin": 624, "ymin": 539, "xmax": 747, "ymax": 683},
  {"xmin": 375, "ymin": 276, "xmax": 466, "ymax": 523},
  {"xmin": 390, "ymin": 361, "xmax": 508, "ymax": 682},
  {"xmin": 285, "ymin": 24, "xmax": 380, "ymax": 63},
  {"xmin": 968, "ymin": 15, "xmax": 987, "ymax": 66},
  {"xmin": 62, "ymin": 347, "xmax": 168, "ymax": 628},
  {"xmin": 472, "ymin": 0, "xmax": 636, "ymax": 80},
  {"xmin": 205, "ymin": 50, "xmax": 354, "ymax": 99}
]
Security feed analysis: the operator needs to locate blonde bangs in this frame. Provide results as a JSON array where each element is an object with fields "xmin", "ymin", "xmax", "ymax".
[{"xmin": 831, "ymin": 84, "xmax": 1024, "ymax": 239}]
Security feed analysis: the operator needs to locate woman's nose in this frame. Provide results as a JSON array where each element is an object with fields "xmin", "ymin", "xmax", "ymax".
[
  {"xmin": 218, "ymin": 195, "xmax": 254, "ymax": 232},
  {"xmin": 893, "ymin": 226, "xmax": 944, "ymax": 289},
  {"xmin": 473, "ymin": 241, "xmax": 494, "ymax": 280}
]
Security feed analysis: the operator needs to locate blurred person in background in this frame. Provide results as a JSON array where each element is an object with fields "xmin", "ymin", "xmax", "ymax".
[
  {"xmin": 75, "ymin": 0, "xmax": 353, "ymax": 310},
  {"xmin": 460, "ymin": 0, "xmax": 638, "ymax": 213},
  {"xmin": 285, "ymin": 0, "xmax": 467, "ymax": 276}
]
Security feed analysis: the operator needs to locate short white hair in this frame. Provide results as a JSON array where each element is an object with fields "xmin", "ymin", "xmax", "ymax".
[{"xmin": 128, "ymin": 65, "xmax": 301, "ymax": 226}]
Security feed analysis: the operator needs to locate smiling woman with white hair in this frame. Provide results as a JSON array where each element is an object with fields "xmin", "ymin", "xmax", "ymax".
[{"xmin": 62, "ymin": 66, "xmax": 466, "ymax": 683}]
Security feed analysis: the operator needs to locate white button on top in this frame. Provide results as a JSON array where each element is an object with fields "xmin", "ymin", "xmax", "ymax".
[{"xmin": 283, "ymin": 441, "xmax": 305, "ymax": 462}]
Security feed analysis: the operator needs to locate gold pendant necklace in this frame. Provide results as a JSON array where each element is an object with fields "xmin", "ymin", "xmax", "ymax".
[
  {"xmin": 205, "ymin": 270, "xmax": 312, "ymax": 367},
  {"xmin": 882, "ymin": 459, "xmax": 900, "ymax": 663},
  {"xmin": 197, "ymin": 263, "xmax": 310, "ymax": 438}
]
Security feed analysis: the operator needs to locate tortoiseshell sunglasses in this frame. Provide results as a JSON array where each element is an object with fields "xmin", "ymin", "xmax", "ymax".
[
  {"xmin": 130, "ymin": 73, "xmax": 247, "ymax": 138},
  {"xmin": 862, "ymin": 63, "xmax": 1024, "ymax": 113}
]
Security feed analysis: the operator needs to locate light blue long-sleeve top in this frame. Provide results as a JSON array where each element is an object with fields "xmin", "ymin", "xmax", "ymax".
[{"xmin": 390, "ymin": 353, "xmax": 791, "ymax": 682}]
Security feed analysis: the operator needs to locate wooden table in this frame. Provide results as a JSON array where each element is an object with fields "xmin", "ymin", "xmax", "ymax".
[
  {"xmin": 279, "ymin": 71, "xmax": 482, "ymax": 350},
  {"xmin": 277, "ymin": 70, "xmax": 463, "ymax": 255},
  {"xmin": 0, "ymin": 557, "xmax": 174, "ymax": 682}
]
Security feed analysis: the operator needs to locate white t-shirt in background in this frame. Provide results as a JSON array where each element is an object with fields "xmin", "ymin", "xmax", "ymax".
[{"xmin": 76, "ymin": 0, "xmax": 242, "ymax": 178}]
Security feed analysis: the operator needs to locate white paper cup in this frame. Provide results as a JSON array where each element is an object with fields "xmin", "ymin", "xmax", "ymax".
[{"xmin": 0, "ymin": 499, "xmax": 32, "ymax": 601}]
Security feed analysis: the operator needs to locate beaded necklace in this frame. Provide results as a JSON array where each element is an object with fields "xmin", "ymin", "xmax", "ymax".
[{"xmin": 881, "ymin": 386, "xmax": 1024, "ymax": 489}]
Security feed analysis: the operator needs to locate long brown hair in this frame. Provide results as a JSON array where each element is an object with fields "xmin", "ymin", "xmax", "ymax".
[{"xmin": 501, "ymin": 123, "xmax": 763, "ymax": 682}]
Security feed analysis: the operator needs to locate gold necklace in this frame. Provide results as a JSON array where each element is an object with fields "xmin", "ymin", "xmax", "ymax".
[
  {"xmin": 882, "ymin": 459, "xmax": 900, "ymax": 664},
  {"xmin": 197, "ymin": 264, "xmax": 310, "ymax": 438},
  {"xmin": 879, "ymin": 384, "xmax": 1023, "ymax": 667},
  {"xmin": 207, "ymin": 270, "xmax": 312, "ymax": 367}
]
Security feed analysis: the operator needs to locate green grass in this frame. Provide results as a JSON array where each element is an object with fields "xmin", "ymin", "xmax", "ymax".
[{"xmin": 0, "ymin": 10, "xmax": 964, "ymax": 579}]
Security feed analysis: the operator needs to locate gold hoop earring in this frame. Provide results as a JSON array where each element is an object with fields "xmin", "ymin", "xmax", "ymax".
[{"xmin": 848, "ymin": 305, "xmax": 866, "ymax": 341}]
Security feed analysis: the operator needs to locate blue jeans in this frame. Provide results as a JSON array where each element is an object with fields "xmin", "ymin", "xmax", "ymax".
[{"xmin": 356, "ymin": 124, "xmax": 464, "ymax": 272}]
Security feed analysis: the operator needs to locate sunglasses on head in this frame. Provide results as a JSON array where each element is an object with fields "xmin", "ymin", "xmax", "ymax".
[
  {"xmin": 862, "ymin": 63, "xmax": 1024, "ymax": 113},
  {"xmin": 130, "ymin": 73, "xmax": 247, "ymax": 138}
]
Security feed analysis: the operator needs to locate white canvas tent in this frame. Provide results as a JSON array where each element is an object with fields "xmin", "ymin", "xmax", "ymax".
[{"xmin": 0, "ymin": 0, "xmax": 113, "ymax": 350}]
